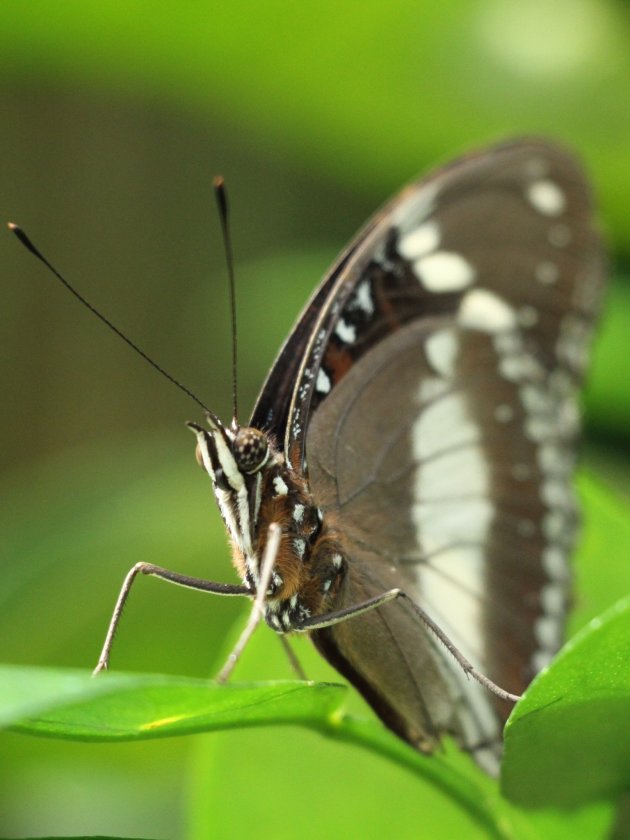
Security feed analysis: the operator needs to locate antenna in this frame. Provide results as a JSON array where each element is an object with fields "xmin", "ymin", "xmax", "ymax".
[
  {"xmin": 213, "ymin": 176, "xmax": 238, "ymax": 425},
  {"xmin": 8, "ymin": 222, "xmax": 211, "ymax": 415}
]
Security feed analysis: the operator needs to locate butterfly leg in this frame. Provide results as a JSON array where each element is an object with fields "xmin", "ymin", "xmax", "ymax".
[
  {"xmin": 215, "ymin": 523, "xmax": 282, "ymax": 683},
  {"xmin": 92, "ymin": 564, "xmax": 250, "ymax": 676},
  {"xmin": 278, "ymin": 635, "xmax": 308, "ymax": 681},
  {"xmin": 293, "ymin": 590, "xmax": 521, "ymax": 704}
]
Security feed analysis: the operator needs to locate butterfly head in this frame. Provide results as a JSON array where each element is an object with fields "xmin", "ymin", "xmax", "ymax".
[{"xmin": 187, "ymin": 414, "xmax": 272, "ymax": 555}]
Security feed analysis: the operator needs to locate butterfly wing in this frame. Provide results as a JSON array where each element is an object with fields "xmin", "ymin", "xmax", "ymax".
[{"xmin": 251, "ymin": 139, "xmax": 605, "ymax": 771}]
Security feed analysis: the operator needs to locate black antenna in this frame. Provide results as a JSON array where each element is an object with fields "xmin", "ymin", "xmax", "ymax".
[
  {"xmin": 8, "ymin": 222, "xmax": 211, "ymax": 414},
  {"xmin": 213, "ymin": 176, "xmax": 238, "ymax": 425}
]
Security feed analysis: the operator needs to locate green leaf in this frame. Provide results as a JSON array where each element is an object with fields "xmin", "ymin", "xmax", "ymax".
[
  {"xmin": 0, "ymin": 666, "xmax": 345, "ymax": 740},
  {"xmin": 1, "ymin": 666, "xmax": 494, "ymax": 827},
  {"xmin": 0, "ymin": 664, "xmax": 519, "ymax": 838},
  {"xmin": 1, "ymin": 662, "xmax": 613, "ymax": 839},
  {"xmin": 502, "ymin": 597, "xmax": 630, "ymax": 808}
]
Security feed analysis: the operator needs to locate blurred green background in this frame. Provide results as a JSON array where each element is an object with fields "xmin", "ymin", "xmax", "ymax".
[{"xmin": 1, "ymin": 1, "xmax": 629, "ymax": 838}]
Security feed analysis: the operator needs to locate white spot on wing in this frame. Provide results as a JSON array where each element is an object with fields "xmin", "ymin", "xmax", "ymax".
[
  {"xmin": 412, "ymin": 380, "xmax": 492, "ymax": 668},
  {"xmin": 417, "ymin": 377, "xmax": 450, "ymax": 404},
  {"xmin": 535, "ymin": 615, "xmax": 563, "ymax": 650},
  {"xmin": 399, "ymin": 221, "xmax": 440, "ymax": 260},
  {"xmin": 542, "ymin": 546, "xmax": 568, "ymax": 580},
  {"xmin": 520, "ymin": 384, "xmax": 552, "ymax": 415},
  {"xmin": 414, "ymin": 251, "xmax": 475, "ymax": 292},
  {"xmin": 526, "ymin": 179, "xmax": 566, "ymax": 216},
  {"xmin": 414, "ymin": 392, "xmax": 481, "ymax": 460},
  {"xmin": 543, "ymin": 510, "xmax": 569, "ymax": 542},
  {"xmin": 525, "ymin": 415, "xmax": 553, "ymax": 443},
  {"xmin": 535, "ymin": 261, "xmax": 559, "ymax": 285},
  {"xmin": 335, "ymin": 318, "xmax": 356, "ymax": 344},
  {"xmin": 350, "ymin": 280, "xmax": 374, "ymax": 316},
  {"xmin": 531, "ymin": 650, "xmax": 554, "ymax": 672},
  {"xmin": 418, "ymin": 445, "xmax": 489, "ymax": 501},
  {"xmin": 293, "ymin": 503, "xmax": 305, "ymax": 522},
  {"xmin": 425, "ymin": 328, "xmax": 458, "ymax": 378},
  {"xmin": 541, "ymin": 582, "xmax": 565, "ymax": 615},
  {"xmin": 316, "ymin": 368, "xmax": 331, "ymax": 394},
  {"xmin": 459, "ymin": 289, "xmax": 517, "ymax": 333},
  {"xmin": 538, "ymin": 443, "xmax": 567, "ymax": 474},
  {"xmin": 542, "ymin": 479, "xmax": 571, "ymax": 509}
]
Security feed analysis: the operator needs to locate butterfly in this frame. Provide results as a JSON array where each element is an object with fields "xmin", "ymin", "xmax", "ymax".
[{"xmin": 12, "ymin": 137, "xmax": 605, "ymax": 776}]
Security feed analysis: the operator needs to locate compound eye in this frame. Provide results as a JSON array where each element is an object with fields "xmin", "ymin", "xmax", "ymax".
[{"xmin": 233, "ymin": 427, "xmax": 269, "ymax": 473}]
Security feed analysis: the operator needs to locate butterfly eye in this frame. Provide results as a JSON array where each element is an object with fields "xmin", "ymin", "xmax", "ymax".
[{"xmin": 233, "ymin": 427, "xmax": 269, "ymax": 473}]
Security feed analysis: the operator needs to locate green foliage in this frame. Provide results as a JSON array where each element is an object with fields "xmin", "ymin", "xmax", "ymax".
[
  {"xmin": 1, "ymin": 1, "xmax": 630, "ymax": 837},
  {"xmin": 504, "ymin": 597, "xmax": 630, "ymax": 808},
  {"xmin": 4, "ymin": 670, "xmax": 346, "ymax": 741},
  {"xmin": 2, "ymin": 1, "xmax": 630, "ymax": 244}
]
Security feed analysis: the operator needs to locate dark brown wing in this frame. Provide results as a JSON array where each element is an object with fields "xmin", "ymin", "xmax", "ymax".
[{"xmin": 254, "ymin": 138, "xmax": 605, "ymax": 772}]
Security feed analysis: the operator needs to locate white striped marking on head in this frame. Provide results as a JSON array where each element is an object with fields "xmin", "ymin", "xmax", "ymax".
[
  {"xmin": 526, "ymin": 180, "xmax": 566, "ymax": 216},
  {"xmin": 414, "ymin": 251, "xmax": 475, "ymax": 292}
]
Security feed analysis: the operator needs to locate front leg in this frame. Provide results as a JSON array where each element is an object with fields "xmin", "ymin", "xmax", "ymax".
[{"xmin": 93, "ymin": 562, "xmax": 250, "ymax": 675}]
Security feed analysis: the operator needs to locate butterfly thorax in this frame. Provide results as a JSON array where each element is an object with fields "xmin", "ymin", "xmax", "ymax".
[{"xmin": 189, "ymin": 418, "xmax": 346, "ymax": 632}]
